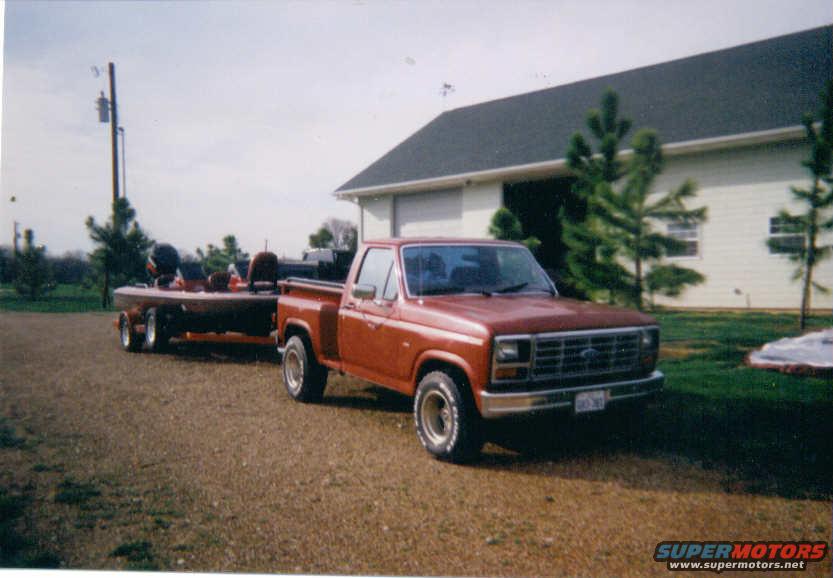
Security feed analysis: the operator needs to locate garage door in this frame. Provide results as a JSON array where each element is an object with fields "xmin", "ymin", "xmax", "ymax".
[{"xmin": 393, "ymin": 188, "xmax": 463, "ymax": 237}]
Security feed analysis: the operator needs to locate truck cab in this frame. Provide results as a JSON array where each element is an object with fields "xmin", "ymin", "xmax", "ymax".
[{"xmin": 277, "ymin": 238, "xmax": 663, "ymax": 462}]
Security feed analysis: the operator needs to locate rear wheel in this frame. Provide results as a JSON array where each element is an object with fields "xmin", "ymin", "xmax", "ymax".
[
  {"xmin": 144, "ymin": 308, "xmax": 169, "ymax": 352},
  {"xmin": 414, "ymin": 371, "xmax": 483, "ymax": 463},
  {"xmin": 118, "ymin": 312, "xmax": 142, "ymax": 352},
  {"xmin": 282, "ymin": 335, "xmax": 328, "ymax": 402}
]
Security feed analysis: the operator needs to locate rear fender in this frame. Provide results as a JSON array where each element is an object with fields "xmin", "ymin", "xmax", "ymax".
[{"xmin": 281, "ymin": 318, "xmax": 313, "ymax": 349}]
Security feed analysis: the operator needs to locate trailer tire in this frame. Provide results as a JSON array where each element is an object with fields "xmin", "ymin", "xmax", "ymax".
[
  {"xmin": 118, "ymin": 312, "xmax": 142, "ymax": 352},
  {"xmin": 282, "ymin": 335, "xmax": 327, "ymax": 402},
  {"xmin": 144, "ymin": 307, "xmax": 169, "ymax": 352},
  {"xmin": 414, "ymin": 371, "xmax": 483, "ymax": 463}
]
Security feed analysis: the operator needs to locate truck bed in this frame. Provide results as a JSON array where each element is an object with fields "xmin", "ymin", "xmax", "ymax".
[{"xmin": 277, "ymin": 277, "xmax": 345, "ymax": 364}]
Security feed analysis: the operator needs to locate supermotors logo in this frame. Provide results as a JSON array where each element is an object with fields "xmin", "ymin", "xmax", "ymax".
[{"xmin": 653, "ymin": 541, "xmax": 828, "ymax": 573}]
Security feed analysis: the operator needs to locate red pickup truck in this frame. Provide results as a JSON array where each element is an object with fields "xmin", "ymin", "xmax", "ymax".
[{"xmin": 277, "ymin": 238, "xmax": 663, "ymax": 462}]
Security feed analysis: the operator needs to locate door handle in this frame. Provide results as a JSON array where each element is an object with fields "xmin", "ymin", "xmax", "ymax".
[{"xmin": 344, "ymin": 302, "xmax": 356, "ymax": 310}]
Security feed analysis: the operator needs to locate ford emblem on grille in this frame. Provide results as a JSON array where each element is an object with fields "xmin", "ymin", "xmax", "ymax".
[{"xmin": 580, "ymin": 347, "xmax": 600, "ymax": 361}]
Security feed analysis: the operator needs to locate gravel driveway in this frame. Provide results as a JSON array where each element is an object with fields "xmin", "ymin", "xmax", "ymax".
[{"xmin": 0, "ymin": 312, "xmax": 830, "ymax": 576}]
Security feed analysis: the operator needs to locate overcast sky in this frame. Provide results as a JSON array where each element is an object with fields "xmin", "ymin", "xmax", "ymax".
[{"xmin": 1, "ymin": 0, "xmax": 831, "ymax": 258}]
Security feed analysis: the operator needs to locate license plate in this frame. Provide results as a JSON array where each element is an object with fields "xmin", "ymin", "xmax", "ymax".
[{"xmin": 575, "ymin": 390, "xmax": 607, "ymax": 413}]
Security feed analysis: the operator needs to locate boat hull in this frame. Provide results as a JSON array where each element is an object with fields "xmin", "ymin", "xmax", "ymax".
[{"xmin": 114, "ymin": 286, "xmax": 279, "ymax": 336}]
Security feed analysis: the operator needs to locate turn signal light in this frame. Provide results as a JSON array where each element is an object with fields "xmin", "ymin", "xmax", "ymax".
[{"xmin": 494, "ymin": 367, "xmax": 520, "ymax": 380}]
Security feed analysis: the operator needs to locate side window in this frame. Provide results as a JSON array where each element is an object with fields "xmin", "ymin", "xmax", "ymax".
[
  {"xmin": 768, "ymin": 216, "xmax": 804, "ymax": 255},
  {"xmin": 667, "ymin": 222, "xmax": 700, "ymax": 257},
  {"xmin": 355, "ymin": 248, "xmax": 396, "ymax": 300}
]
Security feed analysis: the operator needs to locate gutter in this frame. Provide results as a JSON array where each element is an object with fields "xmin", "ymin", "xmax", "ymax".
[{"xmin": 334, "ymin": 124, "xmax": 806, "ymax": 200}]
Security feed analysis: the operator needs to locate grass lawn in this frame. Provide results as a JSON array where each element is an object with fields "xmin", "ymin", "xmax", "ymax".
[
  {"xmin": 0, "ymin": 284, "xmax": 111, "ymax": 313},
  {"xmin": 649, "ymin": 311, "xmax": 832, "ymax": 499}
]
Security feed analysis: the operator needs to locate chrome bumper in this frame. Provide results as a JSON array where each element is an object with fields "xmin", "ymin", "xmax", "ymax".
[{"xmin": 479, "ymin": 370, "xmax": 664, "ymax": 419}]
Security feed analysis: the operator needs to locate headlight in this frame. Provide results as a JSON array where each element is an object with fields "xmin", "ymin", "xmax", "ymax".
[
  {"xmin": 641, "ymin": 327, "xmax": 659, "ymax": 350},
  {"xmin": 639, "ymin": 327, "xmax": 660, "ymax": 375},
  {"xmin": 495, "ymin": 340, "xmax": 519, "ymax": 362},
  {"xmin": 491, "ymin": 337, "xmax": 532, "ymax": 383}
]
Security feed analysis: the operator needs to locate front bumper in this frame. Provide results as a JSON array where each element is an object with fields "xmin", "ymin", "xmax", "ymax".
[{"xmin": 479, "ymin": 370, "xmax": 664, "ymax": 418}]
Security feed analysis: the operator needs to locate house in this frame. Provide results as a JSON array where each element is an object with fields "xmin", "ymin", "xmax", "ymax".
[{"xmin": 335, "ymin": 25, "xmax": 833, "ymax": 310}]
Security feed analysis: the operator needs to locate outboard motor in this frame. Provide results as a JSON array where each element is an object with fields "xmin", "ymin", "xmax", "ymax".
[{"xmin": 147, "ymin": 243, "xmax": 180, "ymax": 286}]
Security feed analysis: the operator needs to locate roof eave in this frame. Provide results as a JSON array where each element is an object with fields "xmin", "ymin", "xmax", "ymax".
[{"xmin": 334, "ymin": 124, "xmax": 806, "ymax": 200}]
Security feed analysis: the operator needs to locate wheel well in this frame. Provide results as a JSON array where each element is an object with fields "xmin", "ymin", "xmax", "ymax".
[
  {"xmin": 416, "ymin": 359, "xmax": 471, "ymax": 393},
  {"xmin": 284, "ymin": 324, "xmax": 310, "ymax": 345}
]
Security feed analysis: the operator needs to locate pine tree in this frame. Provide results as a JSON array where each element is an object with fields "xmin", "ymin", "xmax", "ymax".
[
  {"xmin": 562, "ymin": 89, "xmax": 633, "ymax": 302},
  {"xmin": 768, "ymin": 80, "xmax": 833, "ymax": 331},
  {"xmin": 196, "ymin": 235, "xmax": 250, "ymax": 274},
  {"xmin": 595, "ymin": 129, "xmax": 706, "ymax": 309},
  {"xmin": 488, "ymin": 207, "xmax": 541, "ymax": 252},
  {"xmin": 86, "ymin": 198, "xmax": 154, "ymax": 308},
  {"xmin": 13, "ymin": 229, "xmax": 50, "ymax": 300}
]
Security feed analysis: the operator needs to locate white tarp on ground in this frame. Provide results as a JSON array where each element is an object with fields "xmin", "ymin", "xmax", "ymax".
[{"xmin": 746, "ymin": 328, "xmax": 833, "ymax": 377}]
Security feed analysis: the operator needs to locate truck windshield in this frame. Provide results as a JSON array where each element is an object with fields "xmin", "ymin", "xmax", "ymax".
[{"xmin": 402, "ymin": 244, "xmax": 555, "ymax": 297}]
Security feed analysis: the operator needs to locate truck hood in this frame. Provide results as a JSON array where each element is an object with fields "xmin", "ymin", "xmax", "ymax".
[{"xmin": 414, "ymin": 294, "xmax": 656, "ymax": 335}]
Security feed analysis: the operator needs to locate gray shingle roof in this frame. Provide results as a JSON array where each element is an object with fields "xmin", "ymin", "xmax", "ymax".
[{"xmin": 337, "ymin": 25, "xmax": 832, "ymax": 193}]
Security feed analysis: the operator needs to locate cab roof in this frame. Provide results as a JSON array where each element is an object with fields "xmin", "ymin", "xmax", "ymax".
[{"xmin": 363, "ymin": 237, "xmax": 523, "ymax": 248}]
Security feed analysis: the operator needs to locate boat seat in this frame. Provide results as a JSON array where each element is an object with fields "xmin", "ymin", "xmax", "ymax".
[
  {"xmin": 248, "ymin": 251, "xmax": 279, "ymax": 292},
  {"xmin": 207, "ymin": 271, "xmax": 231, "ymax": 292}
]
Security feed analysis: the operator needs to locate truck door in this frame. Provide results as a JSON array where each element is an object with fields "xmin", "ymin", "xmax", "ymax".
[{"xmin": 338, "ymin": 247, "xmax": 403, "ymax": 385}]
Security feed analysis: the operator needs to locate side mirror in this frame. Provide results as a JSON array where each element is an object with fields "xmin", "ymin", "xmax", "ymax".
[{"xmin": 351, "ymin": 283, "xmax": 376, "ymax": 300}]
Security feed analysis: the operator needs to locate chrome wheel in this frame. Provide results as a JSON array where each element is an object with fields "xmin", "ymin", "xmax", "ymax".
[
  {"xmin": 284, "ymin": 348, "xmax": 304, "ymax": 395},
  {"xmin": 120, "ymin": 318, "xmax": 131, "ymax": 348},
  {"xmin": 145, "ymin": 314, "xmax": 156, "ymax": 345},
  {"xmin": 420, "ymin": 389, "xmax": 453, "ymax": 446}
]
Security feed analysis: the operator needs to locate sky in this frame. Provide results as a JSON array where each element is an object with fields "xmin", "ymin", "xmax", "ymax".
[{"xmin": 1, "ymin": 0, "xmax": 831, "ymax": 259}]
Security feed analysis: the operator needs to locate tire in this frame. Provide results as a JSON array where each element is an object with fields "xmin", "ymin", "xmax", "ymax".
[
  {"xmin": 282, "ymin": 335, "xmax": 328, "ymax": 402},
  {"xmin": 414, "ymin": 371, "xmax": 483, "ymax": 463},
  {"xmin": 144, "ymin": 307, "xmax": 169, "ymax": 352},
  {"xmin": 118, "ymin": 312, "xmax": 142, "ymax": 352}
]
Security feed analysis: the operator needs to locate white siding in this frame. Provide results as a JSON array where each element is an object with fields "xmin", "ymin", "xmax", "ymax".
[
  {"xmin": 393, "ymin": 189, "xmax": 463, "ymax": 237},
  {"xmin": 652, "ymin": 140, "xmax": 833, "ymax": 310},
  {"xmin": 356, "ymin": 139, "xmax": 832, "ymax": 310},
  {"xmin": 360, "ymin": 196, "xmax": 392, "ymax": 241},
  {"xmin": 461, "ymin": 181, "xmax": 503, "ymax": 237}
]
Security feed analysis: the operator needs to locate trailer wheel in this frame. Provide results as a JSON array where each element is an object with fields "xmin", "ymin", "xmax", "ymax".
[
  {"xmin": 414, "ymin": 371, "xmax": 483, "ymax": 463},
  {"xmin": 118, "ymin": 312, "xmax": 142, "ymax": 352},
  {"xmin": 282, "ymin": 335, "xmax": 327, "ymax": 402},
  {"xmin": 144, "ymin": 307, "xmax": 169, "ymax": 352}
]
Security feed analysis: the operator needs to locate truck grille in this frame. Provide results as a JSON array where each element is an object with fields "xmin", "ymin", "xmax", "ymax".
[{"xmin": 532, "ymin": 330, "xmax": 641, "ymax": 380}]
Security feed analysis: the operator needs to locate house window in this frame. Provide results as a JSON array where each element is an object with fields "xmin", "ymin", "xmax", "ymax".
[
  {"xmin": 768, "ymin": 216, "xmax": 804, "ymax": 255},
  {"xmin": 667, "ymin": 222, "xmax": 699, "ymax": 257}
]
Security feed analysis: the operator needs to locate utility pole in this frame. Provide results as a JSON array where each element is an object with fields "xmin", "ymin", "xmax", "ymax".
[
  {"xmin": 94, "ymin": 62, "xmax": 121, "ymax": 308},
  {"xmin": 108, "ymin": 62, "xmax": 120, "ymax": 203},
  {"xmin": 118, "ymin": 127, "xmax": 126, "ymax": 199}
]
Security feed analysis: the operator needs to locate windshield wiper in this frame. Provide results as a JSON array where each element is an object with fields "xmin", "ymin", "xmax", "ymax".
[
  {"xmin": 493, "ymin": 282, "xmax": 529, "ymax": 294},
  {"xmin": 419, "ymin": 286, "xmax": 466, "ymax": 296}
]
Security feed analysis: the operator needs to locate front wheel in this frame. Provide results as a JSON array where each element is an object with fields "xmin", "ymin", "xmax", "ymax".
[
  {"xmin": 414, "ymin": 371, "xmax": 483, "ymax": 463},
  {"xmin": 282, "ymin": 335, "xmax": 328, "ymax": 402},
  {"xmin": 118, "ymin": 312, "xmax": 142, "ymax": 352}
]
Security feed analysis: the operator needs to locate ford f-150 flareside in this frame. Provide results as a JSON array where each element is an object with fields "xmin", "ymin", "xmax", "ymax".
[{"xmin": 277, "ymin": 238, "xmax": 663, "ymax": 462}]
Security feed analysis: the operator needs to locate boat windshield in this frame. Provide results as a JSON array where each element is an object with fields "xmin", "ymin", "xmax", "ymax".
[{"xmin": 402, "ymin": 244, "xmax": 555, "ymax": 297}]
